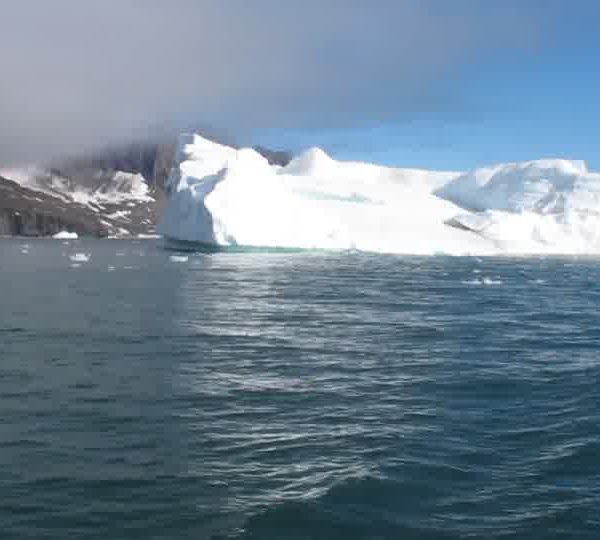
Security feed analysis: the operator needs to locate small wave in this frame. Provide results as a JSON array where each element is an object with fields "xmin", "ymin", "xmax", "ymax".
[
  {"xmin": 462, "ymin": 277, "xmax": 503, "ymax": 286},
  {"xmin": 69, "ymin": 253, "xmax": 90, "ymax": 263},
  {"xmin": 0, "ymin": 327, "xmax": 26, "ymax": 334},
  {"xmin": 235, "ymin": 476, "xmax": 452, "ymax": 539}
]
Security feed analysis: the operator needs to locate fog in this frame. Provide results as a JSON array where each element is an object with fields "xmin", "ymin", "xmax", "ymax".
[{"xmin": 0, "ymin": 1, "xmax": 550, "ymax": 165}]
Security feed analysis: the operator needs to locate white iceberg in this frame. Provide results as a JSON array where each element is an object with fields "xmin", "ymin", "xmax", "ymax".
[
  {"xmin": 158, "ymin": 135, "xmax": 494, "ymax": 255},
  {"xmin": 437, "ymin": 159, "xmax": 600, "ymax": 254},
  {"xmin": 53, "ymin": 230, "xmax": 78, "ymax": 240},
  {"xmin": 159, "ymin": 134, "xmax": 600, "ymax": 255}
]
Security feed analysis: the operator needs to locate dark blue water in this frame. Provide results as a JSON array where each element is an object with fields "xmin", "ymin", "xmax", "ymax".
[{"xmin": 1, "ymin": 239, "xmax": 599, "ymax": 539}]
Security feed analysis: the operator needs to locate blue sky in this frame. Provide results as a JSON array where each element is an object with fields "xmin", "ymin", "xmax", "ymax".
[{"xmin": 251, "ymin": 2, "xmax": 600, "ymax": 171}]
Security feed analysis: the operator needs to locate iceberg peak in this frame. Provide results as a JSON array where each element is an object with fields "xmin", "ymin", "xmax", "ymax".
[{"xmin": 283, "ymin": 147, "xmax": 335, "ymax": 176}]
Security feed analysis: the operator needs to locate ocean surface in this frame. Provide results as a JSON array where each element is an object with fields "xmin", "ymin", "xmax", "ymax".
[{"xmin": 1, "ymin": 238, "xmax": 599, "ymax": 539}]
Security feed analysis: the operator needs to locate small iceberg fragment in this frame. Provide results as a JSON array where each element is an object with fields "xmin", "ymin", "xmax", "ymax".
[
  {"xmin": 69, "ymin": 253, "xmax": 91, "ymax": 263},
  {"xmin": 462, "ymin": 277, "xmax": 503, "ymax": 286},
  {"xmin": 169, "ymin": 255, "xmax": 189, "ymax": 263},
  {"xmin": 53, "ymin": 231, "xmax": 78, "ymax": 240}
]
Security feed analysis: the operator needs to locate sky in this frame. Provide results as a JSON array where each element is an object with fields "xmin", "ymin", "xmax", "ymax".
[
  {"xmin": 0, "ymin": 1, "xmax": 599, "ymax": 171},
  {"xmin": 253, "ymin": 2, "xmax": 600, "ymax": 171}
]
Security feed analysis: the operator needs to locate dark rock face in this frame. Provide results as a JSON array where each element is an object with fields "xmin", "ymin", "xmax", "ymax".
[
  {"xmin": 150, "ymin": 143, "xmax": 177, "ymax": 192},
  {"xmin": 0, "ymin": 176, "xmax": 111, "ymax": 236},
  {"xmin": 253, "ymin": 146, "xmax": 293, "ymax": 167},
  {"xmin": 54, "ymin": 142, "xmax": 159, "ymax": 186}
]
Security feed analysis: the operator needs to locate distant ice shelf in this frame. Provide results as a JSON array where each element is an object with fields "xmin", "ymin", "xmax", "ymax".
[{"xmin": 158, "ymin": 134, "xmax": 600, "ymax": 255}]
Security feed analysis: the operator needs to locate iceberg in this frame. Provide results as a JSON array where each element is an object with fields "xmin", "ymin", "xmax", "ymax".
[
  {"xmin": 158, "ymin": 135, "xmax": 494, "ymax": 255},
  {"xmin": 158, "ymin": 135, "xmax": 600, "ymax": 255},
  {"xmin": 53, "ymin": 230, "xmax": 78, "ymax": 240},
  {"xmin": 436, "ymin": 159, "xmax": 600, "ymax": 254}
]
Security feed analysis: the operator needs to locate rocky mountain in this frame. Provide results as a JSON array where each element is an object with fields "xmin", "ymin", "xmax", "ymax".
[{"xmin": 0, "ymin": 136, "xmax": 290, "ymax": 237}]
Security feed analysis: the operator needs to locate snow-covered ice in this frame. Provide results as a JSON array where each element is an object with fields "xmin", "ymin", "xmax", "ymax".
[
  {"xmin": 159, "ymin": 135, "xmax": 491, "ymax": 255},
  {"xmin": 53, "ymin": 231, "xmax": 78, "ymax": 240},
  {"xmin": 158, "ymin": 134, "xmax": 600, "ymax": 255},
  {"xmin": 436, "ymin": 159, "xmax": 600, "ymax": 254}
]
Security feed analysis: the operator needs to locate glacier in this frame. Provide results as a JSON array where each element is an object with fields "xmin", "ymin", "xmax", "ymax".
[{"xmin": 158, "ymin": 134, "xmax": 600, "ymax": 255}]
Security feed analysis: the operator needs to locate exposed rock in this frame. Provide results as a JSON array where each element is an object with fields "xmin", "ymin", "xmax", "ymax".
[
  {"xmin": 0, "ymin": 175, "xmax": 109, "ymax": 236},
  {"xmin": 253, "ymin": 146, "xmax": 293, "ymax": 167}
]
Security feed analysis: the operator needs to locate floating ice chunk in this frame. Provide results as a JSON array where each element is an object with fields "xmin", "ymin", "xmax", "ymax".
[
  {"xmin": 69, "ymin": 253, "xmax": 90, "ymax": 262},
  {"xmin": 462, "ymin": 277, "xmax": 503, "ymax": 285},
  {"xmin": 169, "ymin": 255, "xmax": 189, "ymax": 263},
  {"xmin": 53, "ymin": 231, "xmax": 78, "ymax": 240}
]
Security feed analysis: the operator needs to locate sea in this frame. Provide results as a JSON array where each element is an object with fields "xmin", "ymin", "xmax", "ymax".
[{"xmin": 1, "ymin": 238, "xmax": 599, "ymax": 539}]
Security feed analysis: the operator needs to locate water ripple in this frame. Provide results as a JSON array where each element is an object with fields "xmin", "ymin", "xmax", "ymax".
[{"xmin": 1, "ymin": 240, "xmax": 599, "ymax": 538}]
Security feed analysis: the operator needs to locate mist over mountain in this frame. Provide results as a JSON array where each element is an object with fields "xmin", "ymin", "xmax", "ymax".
[{"xmin": 0, "ymin": 1, "xmax": 551, "ymax": 167}]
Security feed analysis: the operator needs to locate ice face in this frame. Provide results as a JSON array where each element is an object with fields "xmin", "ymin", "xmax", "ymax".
[
  {"xmin": 437, "ymin": 159, "xmax": 600, "ymax": 254},
  {"xmin": 159, "ymin": 135, "xmax": 600, "ymax": 255}
]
